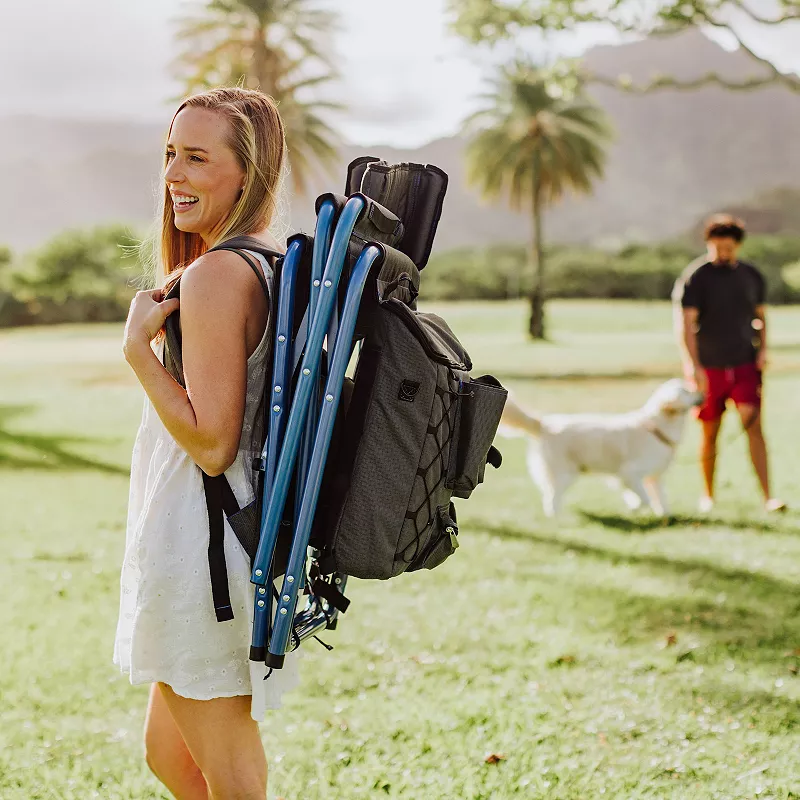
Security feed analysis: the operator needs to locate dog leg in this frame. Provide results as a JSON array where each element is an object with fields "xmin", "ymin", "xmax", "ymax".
[
  {"xmin": 621, "ymin": 476, "xmax": 651, "ymax": 513},
  {"xmin": 622, "ymin": 489, "xmax": 644, "ymax": 511},
  {"xmin": 528, "ymin": 445, "xmax": 557, "ymax": 517},
  {"xmin": 644, "ymin": 476, "xmax": 668, "ymax": 517},
  {"xmin": 537, "ymin": 472, "xmax": 572, "ymax": 518},
  {"xmin": 547, "ymin": 471, "xmax": 575, "ymax": 517},
  {"xmin": 541, "ymin": 488, "xmax": 557, "ymax": 518}
]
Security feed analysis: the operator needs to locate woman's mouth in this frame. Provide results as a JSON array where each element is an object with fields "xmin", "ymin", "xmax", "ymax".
[{"xmin": 172, "ymin": 194, "xmax": 199, "ymax": 213}]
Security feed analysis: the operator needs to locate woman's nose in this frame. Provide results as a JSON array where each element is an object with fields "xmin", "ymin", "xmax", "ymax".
[{"xmin": 164, "ymin": 156, "xmax": 183, "ymax": 183}]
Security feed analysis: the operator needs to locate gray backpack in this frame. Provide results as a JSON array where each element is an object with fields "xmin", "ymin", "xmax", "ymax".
[
  {"xmin": 307, "ymin": 157, "xmax": 508, "ymax": 580},
  {"xmin": 312, "ymin": 298, "xmax": 507, "ymax": 579}
]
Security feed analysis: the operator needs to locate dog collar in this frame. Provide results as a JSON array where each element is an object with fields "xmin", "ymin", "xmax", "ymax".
[{"xmin": 644, "ymin": 422, "xmax": 677, "ymax": 449}]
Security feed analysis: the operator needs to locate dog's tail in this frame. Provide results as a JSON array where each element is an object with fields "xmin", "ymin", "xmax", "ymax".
[{"xmin": 499, "ymin": 395, "xmax": 543, "ymax": 438}]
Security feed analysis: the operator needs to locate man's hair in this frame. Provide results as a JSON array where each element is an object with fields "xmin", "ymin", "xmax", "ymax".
[{"xmin": 704, "ymin": 213, "xmax": 746, "ymax": 243}]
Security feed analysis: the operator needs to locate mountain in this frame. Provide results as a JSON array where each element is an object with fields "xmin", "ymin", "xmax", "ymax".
[{"xmin": 1, "ymin": 29, "xmax": 799, "ymax": 253}]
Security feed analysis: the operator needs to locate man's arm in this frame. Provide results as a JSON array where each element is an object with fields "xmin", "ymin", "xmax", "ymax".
[
  {"xmin": 676, "ymin": 306, "xmax": 707, "ymax": 394},
  {"xmin": 672, "ymin": 267, "xmax": 706, "ymax": 393},
  {"xmin": 755, "ymin": 304, "xmax": 767, "ymax": 371},
  {"xmin": 677, "ymin": 307, "xmax": 700, "ymax": 368}
]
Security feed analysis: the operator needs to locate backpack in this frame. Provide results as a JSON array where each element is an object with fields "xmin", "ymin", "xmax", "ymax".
[
  {"xmin": 163, "ymin": 158, "xmax": 508, "ymax": 627},
  {"xmin": 310, "ymin": 159, "xmax": 507, "ymax": 582},
  {"xmin": 311, "ymin": 292, "xmax": 506, "ymax": 579}
]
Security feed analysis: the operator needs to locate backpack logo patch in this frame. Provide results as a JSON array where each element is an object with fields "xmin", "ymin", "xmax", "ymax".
[{"xmin": 398, "ymin": 380, "xmax": 421, "ymax": 402}]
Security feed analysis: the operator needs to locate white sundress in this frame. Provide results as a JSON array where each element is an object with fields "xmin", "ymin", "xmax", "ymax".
[{"xmin": 113, "ymin": 251, "xmax": 300, "ymax": 721}]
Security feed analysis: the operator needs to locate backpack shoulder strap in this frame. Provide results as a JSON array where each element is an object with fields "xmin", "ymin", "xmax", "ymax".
[
  {"xmin": 161, "ymin": 245, "xmax": 278, "ymax": 385},
  {"xmin": 207, "ymin": 244, "xmax": 277, "ymax": 303}
]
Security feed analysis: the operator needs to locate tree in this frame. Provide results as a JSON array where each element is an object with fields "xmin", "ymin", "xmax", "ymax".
[
  {"xmin": 174, "ymin": 0, "xmax": 341, "ymax": 194},
  {"xmin": 466, "ymin": 63, "xmax": 611, "ymax": 338},
  {"xmin": 0, "ymin": 246, "xmax": 11, "ymax": 286},
  {"xmin": 0, "ymin": 246, "xmax": 13, "ymax": 322},
  {"xmin": 449, "ymin": 0, "xmax": 800, "ymax": 93},
  {"xmin": 16, "ymin": 226, "xmax": 138, "ymax": 302}
]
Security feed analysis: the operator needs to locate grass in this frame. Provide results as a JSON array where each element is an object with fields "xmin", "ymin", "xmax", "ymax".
[{"xmin": 1, "ymin": 300, "xmax": 799, "ymax": 799}]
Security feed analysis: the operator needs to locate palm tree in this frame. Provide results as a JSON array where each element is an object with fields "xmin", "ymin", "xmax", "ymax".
[
  {"xmin": 466, "ymin": 62, "xmax": 611, "ymax": 339},
  {"xmin": 173, "ymin": 0, "xmax": 341, "ymax": 195}
]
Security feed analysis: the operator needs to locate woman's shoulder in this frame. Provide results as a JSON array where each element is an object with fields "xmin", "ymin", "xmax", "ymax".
[
  {"xmin": 182, "ymin": 248, "xmax": 259, "ymax": 293},
  {"xmin": 180, "ymin": 231, "xmax": 283, "ymax": 303}
]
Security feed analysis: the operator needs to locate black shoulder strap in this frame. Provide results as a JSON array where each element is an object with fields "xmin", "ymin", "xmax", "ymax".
[
  {"xmin": 163, "ymin": 244, "xmax": 279, "ymax": 384},
  {"xmin": 162, "ymin": 240, "xmax": 281, "ymax": 623},
  {"xmin": 212, "ymin": 235, "xmax": 283, "ymax": 259},
  {"xmin": 208, "ymin": 241, "xmax": 280, "ymax": 303}
]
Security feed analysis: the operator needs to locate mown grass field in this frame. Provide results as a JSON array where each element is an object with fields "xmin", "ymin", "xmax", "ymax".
[{"xmin": 1, "ymin": 300, "xmax": 799, "ymax": 799}]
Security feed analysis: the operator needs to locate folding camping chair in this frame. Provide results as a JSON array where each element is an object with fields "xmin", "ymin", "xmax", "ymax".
[{"xmin": 248, "ymin": 158, "xmax": 450, "ymax": 670}]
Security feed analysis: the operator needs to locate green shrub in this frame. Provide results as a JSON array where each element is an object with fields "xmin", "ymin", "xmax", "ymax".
[
  {"xmin": 1, "ymin": 225, "xmax": 141, "ymax": 327},
  {"xmin": 782, "ymin": 261, "xmax": 800, "ymax": 293}
]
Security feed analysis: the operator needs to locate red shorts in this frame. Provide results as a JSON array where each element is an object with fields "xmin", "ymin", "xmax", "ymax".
[{"xmin": 695, "ymin": 363, "xmax": 762, "ymax": 421}]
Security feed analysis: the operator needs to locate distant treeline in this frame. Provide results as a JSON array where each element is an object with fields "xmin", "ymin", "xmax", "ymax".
[
  {"xmin": 2, "ymin": 226, "xmax": 800, "ymax": 328},
  {"xmin": 423, "ymin": 237, "xmax": 800, "ymax": 304}
]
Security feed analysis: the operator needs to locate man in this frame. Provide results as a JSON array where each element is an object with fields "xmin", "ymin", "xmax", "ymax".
[{"xmin": 673, "ymin": 214, "xmax": 785, "ymax": 514}]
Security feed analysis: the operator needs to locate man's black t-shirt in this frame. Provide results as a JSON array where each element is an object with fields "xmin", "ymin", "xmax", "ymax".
[{"xmin": 672, "ymin": 258, "xmax": 766, "ymax": 368}]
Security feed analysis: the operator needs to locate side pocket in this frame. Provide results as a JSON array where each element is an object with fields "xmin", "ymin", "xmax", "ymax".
[
  {"xmin": 226, "ymin": 501, "xmax": 259, "ymax": 562},
  {"xmin": 407, "ymin": 504, "xmax": 460, "ymax": 572},
  {"xmin": 446, "ymin": 375, "xmax": 507, "ymax": 499}
]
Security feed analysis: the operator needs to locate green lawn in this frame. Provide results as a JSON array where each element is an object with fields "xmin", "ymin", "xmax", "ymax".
[{"xmin": 1, "ymin": 300, "xmax": 799, "ymax": 799}]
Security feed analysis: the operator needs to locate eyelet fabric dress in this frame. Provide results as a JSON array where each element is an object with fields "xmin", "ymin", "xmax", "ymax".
[{"xmin": 113, "ymin": 251, "xmax": 300, "ymax": 721}]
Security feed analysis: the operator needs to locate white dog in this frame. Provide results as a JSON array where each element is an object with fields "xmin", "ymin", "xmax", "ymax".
[{"xmin": 500, "ymin": 379, "xmax": 703, "ymax": 517}]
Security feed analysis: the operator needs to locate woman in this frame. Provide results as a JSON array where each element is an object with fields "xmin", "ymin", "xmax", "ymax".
[{"xmin": 114, "ymin": 87, "xmax": 297, "ymax": 799}]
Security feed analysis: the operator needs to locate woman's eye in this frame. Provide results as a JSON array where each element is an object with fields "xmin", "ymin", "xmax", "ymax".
[
  {"xmin": 165, "ymin": 150, "xmax": 175, "ymax": 160},
  {"xmin": 189, "ymin": 155, "xmax": 204, "ymax": 163}
]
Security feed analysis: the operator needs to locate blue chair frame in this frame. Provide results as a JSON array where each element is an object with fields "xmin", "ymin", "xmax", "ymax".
[{"xmin": 249, "ymin": 195, "xmax": 383, "ymax": 668}]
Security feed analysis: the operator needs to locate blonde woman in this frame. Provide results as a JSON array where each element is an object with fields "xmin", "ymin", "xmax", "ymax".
[{"xmin": 114, "ymin": 88, "xmax": 297, "ymax": 799}]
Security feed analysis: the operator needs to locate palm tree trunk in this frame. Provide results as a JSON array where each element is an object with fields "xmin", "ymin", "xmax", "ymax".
[
  {"xmin": 252, "ymin": 24, "xmax": 273, "ymax": 92},
  {"xmin": 528, "ymin": 154, "xmax": 546, "ymax": 339}
]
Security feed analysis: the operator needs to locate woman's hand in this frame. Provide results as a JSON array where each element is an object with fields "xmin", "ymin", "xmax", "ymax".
[{"xmin": 123, "ymin": 289, "xmax": 180, "ymax": 357}]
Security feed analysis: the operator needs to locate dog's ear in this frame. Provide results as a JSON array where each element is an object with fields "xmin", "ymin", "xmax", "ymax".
[{"xmin": 659, "ymin": 397, "xmax": 683, "ymax": 416}]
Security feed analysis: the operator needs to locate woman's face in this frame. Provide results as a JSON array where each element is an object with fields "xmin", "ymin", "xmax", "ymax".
[{"xmin": 164, "ymin": 107, "xmax": 246, "ymax": 243}]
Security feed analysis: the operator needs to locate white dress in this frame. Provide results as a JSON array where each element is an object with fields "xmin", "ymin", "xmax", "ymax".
[{"xmin": 113, "ymin": 252, "xmax": 300, "ymax": 721}]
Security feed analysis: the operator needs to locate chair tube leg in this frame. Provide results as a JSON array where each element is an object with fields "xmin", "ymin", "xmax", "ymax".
[
  {"xmin": 250, "ymin": 198, "xmax": 366, "ymax": 664},
  {"xmin": 267, "ymin": 244, "xmax": 382, "ymax": 666},
  {"xmin": 249, "ymin": 238, "xmax": 303, "ymax": 661}
]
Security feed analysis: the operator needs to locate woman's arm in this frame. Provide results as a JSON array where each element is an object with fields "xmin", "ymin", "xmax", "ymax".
[{"xmin": 123, "ymin": 251, "xmax": 255, "ymax": 476}]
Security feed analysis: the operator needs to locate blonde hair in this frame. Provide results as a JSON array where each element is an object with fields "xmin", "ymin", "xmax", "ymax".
[{"xmin": 151, "ymin": 87, "xmax": 286, "ymax": 290}]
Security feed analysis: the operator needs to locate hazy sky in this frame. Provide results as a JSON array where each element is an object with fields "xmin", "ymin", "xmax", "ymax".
[{"xmin": 0, "ymin": 0, "xmax": 798, "ymax": 146}]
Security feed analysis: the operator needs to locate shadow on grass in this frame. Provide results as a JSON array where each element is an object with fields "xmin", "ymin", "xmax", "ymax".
[
  {"xmin": 478, "ymin": 520, "xmax": 800, "ymax": 671},
  {"xmin": 480, "ymin": 521, "xmax": 799, "ymax": 592},
  {"xmin": 0, "ymin": 404, "xmax": 129, "ymax": 476},
  {"xmin": 578, "ymin": 511, "xmax": 791, "ymax": 534}
]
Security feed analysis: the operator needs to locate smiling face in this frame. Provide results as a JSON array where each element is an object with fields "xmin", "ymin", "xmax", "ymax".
[{"xmin": 164, "ymin": 107, "xmax": 246, "ymax": 244}]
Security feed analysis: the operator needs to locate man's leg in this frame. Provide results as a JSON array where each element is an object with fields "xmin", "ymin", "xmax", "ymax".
[
  {"xmin": 696, "ymin": 367, "xmax": 726, "ymax": 510},
  {"xmin": 737, "ymin": 403, "xmax": 770, "ymax": 500},
  {"xmin": 700, "ymin": 417, "xmax": 722, "ymax": 504},
  {"xmin": 732, "ymin": 364, "xmax": 785, "ymax": 511}
]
